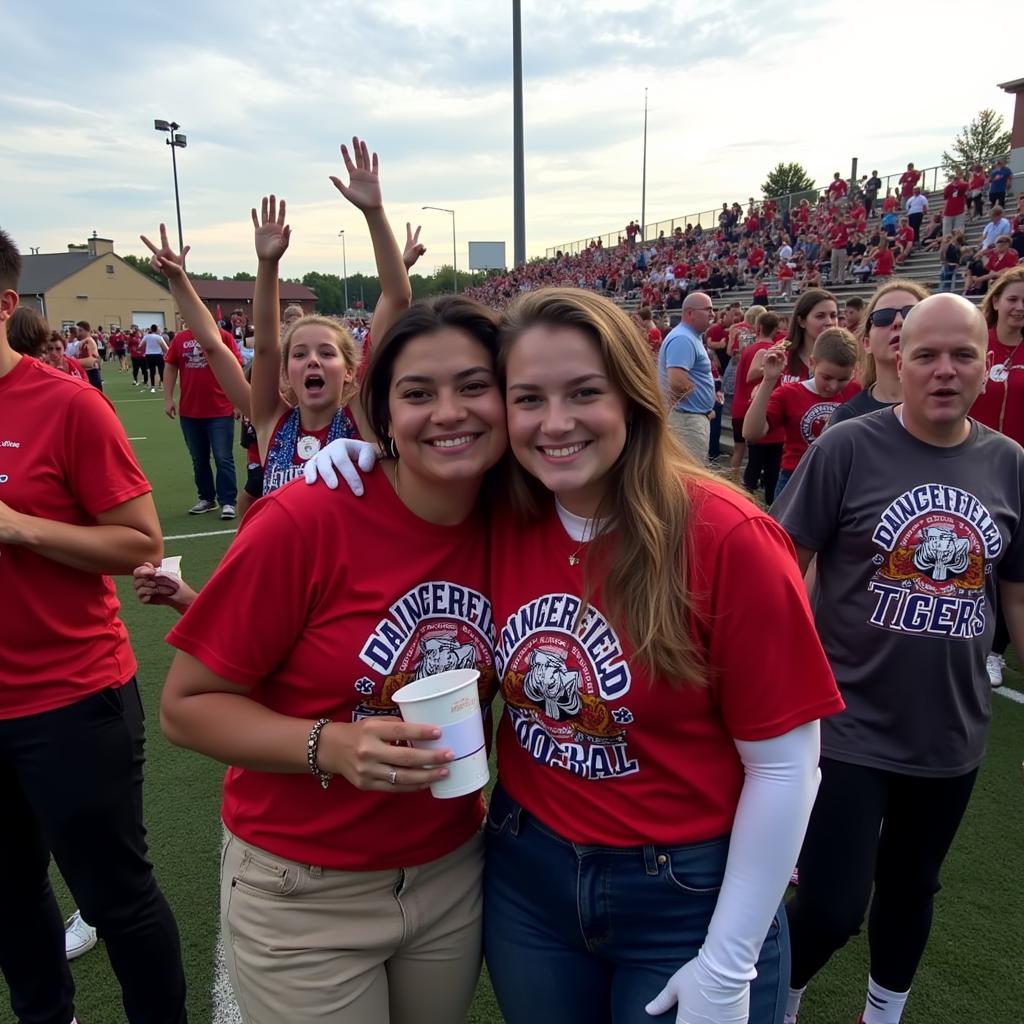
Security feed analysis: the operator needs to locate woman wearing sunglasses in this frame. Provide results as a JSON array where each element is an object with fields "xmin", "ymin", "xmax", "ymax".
[{"xmin": 829, "ymin": 281, "xmax": 929, "ymax": 428}]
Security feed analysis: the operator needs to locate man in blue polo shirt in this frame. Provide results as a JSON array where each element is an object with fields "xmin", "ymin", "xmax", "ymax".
[{"xmin": 657, "ymin": 290, "xmax": 717, "ymax": 461}]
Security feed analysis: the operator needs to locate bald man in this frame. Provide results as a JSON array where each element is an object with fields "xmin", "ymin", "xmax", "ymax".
[
  {"xmin": 771, "ymin": 293, "xmax": 1024, "ymax": 1024},
  {"xmin": 656, "ymin": 291, "xmax": 718, "ymax": 462}
]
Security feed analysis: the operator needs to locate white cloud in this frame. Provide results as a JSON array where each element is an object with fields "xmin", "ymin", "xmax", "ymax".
[{"xmin": 2, "ymin": 0, "xmax": 1022, "ymax": 275}]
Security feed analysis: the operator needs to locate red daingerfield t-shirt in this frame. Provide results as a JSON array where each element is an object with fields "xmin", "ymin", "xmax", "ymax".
[
  {"xmin": 0, "ymin": 357, "xmax": 150, "ymax": 718},
  {"xmin": 164, "ymin": 328, "xmax": 242, "ymax": 418},
  {"xmin": 765, "ymin": 377, "xmax": 862, "ymax": 471},
  {"xmin": 970, "ymin": 327, "xmax": 1024, "ymax": 447},
  {"xmin": 167, "ymin": 467, "xmax": 497, "ymax": 870},
  {"xmin": 490, "ymin": 486, "xmax": 843, "ymax": 847}
]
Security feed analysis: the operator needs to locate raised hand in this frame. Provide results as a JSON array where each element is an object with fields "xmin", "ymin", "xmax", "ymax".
[
  {"xmin": 251, "ymin": 195, "xmax": 291, "ymax": 264},
  {"xmin": 762, "ymin": 348, "xmax": 786, "ymax": 382},
  {"xmin": 404, "ymin": 223, "xmax": 426, "ymax": 269},
  {"xmin": 330, "ymin": 137, "xmax": 382, "ymax": 212},
  {"xmin": 140, "ymin": 224, "xmax": 190, "ymax": 281}
]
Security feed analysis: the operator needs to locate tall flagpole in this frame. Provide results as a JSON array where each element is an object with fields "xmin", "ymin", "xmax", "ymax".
[
  {"xmin": 513, "ymin": 0, "xmax": 526, "ymax": 266},
  {"xmin": 640, "ymin": 88, "xmax": 648, "ymax": 241}
]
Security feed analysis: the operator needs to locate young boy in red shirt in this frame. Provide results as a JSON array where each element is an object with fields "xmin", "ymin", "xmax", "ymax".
[{"xmin": 742, "ymin": 326, "xmax": 861, "ymax": 499}]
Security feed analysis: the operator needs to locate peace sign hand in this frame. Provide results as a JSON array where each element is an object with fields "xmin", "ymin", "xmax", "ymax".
[
  {"xmin": 330, "ymin": 137, "xmax": 382, "ymax": 212},
  {"xmin": 251, "ymin": 195, "xmax": 291, "ymax": 264},
  {"xmin": 404, "ymin": 223, "xmax": 426, "ymax": 269},
  {"xmin": 140, "ymin": 224, "xmax": 190, "ymax": 281}
]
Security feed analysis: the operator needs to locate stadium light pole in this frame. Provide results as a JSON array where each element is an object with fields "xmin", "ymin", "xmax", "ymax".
[
  {"xmin": 512, "ymin": 0, "xmax": 525, "ymax": 267},
  {"xmin": 423, "ymin": 206, "xmax": 457, "ymax": 294},
  {"xmin": 153, "ymin": 119, "xmax": 187, "ymax": 253},
  {"xmin": 338, "ymin": 229, "xmax": 349, "ymax": 313},
  {"xmin": 640, "ymin": 88, "xmax": 648, "ymax": 241}
]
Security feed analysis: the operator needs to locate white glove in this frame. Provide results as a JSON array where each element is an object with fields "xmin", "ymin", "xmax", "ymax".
[
  {"xmin": 303, "ymin": 438, "xmax": 377, "ymax": 494},
  {"xmin": 645, "ymin": 951, "xmax": 750, "ymax": 1024}
]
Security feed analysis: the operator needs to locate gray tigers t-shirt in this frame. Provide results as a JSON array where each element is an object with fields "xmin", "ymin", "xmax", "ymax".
[{"xmin": 772, "ymin": 408, "xmax": 1024, "ymax": 776}]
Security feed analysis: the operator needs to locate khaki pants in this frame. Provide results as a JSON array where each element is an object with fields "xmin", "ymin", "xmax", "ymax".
[
  {"xmin": 830, "ymin": 247, "xmax": 847, "ymax": 284},
  {"xmin": 221, "ymin": 830, "xmax": 483, "ymax": 1024},
  {"xmin": 668, "ymin": 409, "xmax": 711, "ymax": 464}
]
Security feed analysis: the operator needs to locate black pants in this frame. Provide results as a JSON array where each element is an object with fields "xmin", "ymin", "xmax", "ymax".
[
  {"xmin": 743, "ymin": 441, "xmax": 783, "ymax": 505},
  {"xmin": 0, "ymin": 681, "xmax": 187, "ymax": 1024},
  {"xmin": 787, "ymin": 757, "xmax": 977, "ymax": 994},
  {"xmin": 145, "ymin": 353, "xmax": 164, "ymax": 386},
  {"xmin": 131, "ymin": 356, "xmax": 145, "ymax": 383},
  {"xmin": 908, "ymin": 211, "xmax": 923, "ymax": 241}
]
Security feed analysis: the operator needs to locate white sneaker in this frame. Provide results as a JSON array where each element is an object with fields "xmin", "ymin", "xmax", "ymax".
[
  {"xmin": 150, "ymin": 387, "xmax": 156, "ymax": 393},
  {"xmin": 65, "ymin": 911, "xmax": 97, "ymax": 960},
  {"xmin": 219, "ymin": 504, "xmax": 236, "ymax": 520},
  {"xmin": 986, "ymin": 653, "xmax": 1005, "ymax": 688}
]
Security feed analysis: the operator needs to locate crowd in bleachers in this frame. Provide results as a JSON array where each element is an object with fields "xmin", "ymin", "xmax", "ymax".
[{"xmin": 467, "ymin": 160, "xmax": 1022, "ymax": 311}]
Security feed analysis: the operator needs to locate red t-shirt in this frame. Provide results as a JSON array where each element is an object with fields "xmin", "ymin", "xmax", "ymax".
[
  {"xmin": 64, "ymin": 356, "xmax": 88, "ymax": 381},
  {"xmin": 734, "ymin": 341, "xmax": 783, "ymax": 444},
  {"xmin": 747, "ymin": 248, "xmax": 765, "ymax": 268},
  {"xmin": 899, "ymin": 170, "xmax": 920, "ymax": 197},
  {"xmin": 490, "ymin": 489, "xmax": 843, "ymax": 847},
  {"xmin": 646, "ymin": 325, "xmax": 662, "ymax": 355},
  {"xmin": 0, "ymin": 357, "xmax": 150, "ymax": 719},
  {"xmin": 875, "ymin": 248, "xmax": 895, "ymax": 276},
  {"xmin": 828, "ymin": 179, "xmax": 848, "ymax": 199},
  {"xmin": 778, "ymin": 264, "xmax": 795, "ymax": 281},
  {"xmin": 705, "ymin": 323, "xmax": 727, "ymax": 349},
  {"xmin": 164, "ymin": 328, "xmax": 242, "ymax": 418},
  {"xmin": 167, "ymin": 468, "xmax": 496, "ymax": 869},
  {"xmin": 883, "ymin": 195, "xmax": 898, "ymax": 214},
  {"xmin": 969, "ymin": 172, "xmax": 986, "ymax": 192},
  {"xmin": 765, "ymin": 378, "xmax": 862, "ymax": 471},
  {"xmin": 830, "ymin": 223, "xmax": 850, "ymax": 248},
  {"xmin": 970, "ymin": 328, "xmax": 1024, "ymax": 446},
  {"xmin": 943, "ymin": 181, "xmax": 969, "ymax": 216},
  {"xmin": 986, "ymin": 250, "xmax": 1020, "ymax": 274},
  {"xmin": 896, "ymin": 227, "xmax": 915, "ymax": 248},
  {"xmin": 129, "ymin": 335, "xmax": 147, "ymax": 359}
]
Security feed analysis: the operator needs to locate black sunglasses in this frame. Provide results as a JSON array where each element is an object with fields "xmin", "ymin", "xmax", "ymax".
[{"xmin": 869, "ymin": 304, "xmax": 915, "ymax": 328}]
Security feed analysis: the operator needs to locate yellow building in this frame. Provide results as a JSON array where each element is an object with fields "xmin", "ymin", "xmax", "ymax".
[{"xmin": 17, "ymin": 236, "xmax": 177, "ymax": 334}]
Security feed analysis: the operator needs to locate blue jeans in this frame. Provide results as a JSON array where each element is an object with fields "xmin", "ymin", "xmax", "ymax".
[
  {"xmin": 938, "ymin": 266, "xmax": 958, "ymax": 292},
  {"xmin": 483, "ymin": 784, "xmax": 788, "ymax": 1024},
  {"xmin": 773, "ymin": 468, "xmax": 793, "ymax": 503},
  {"xmin": 180, "ymin": 415, "xmax": 237, "ymax": 506}
]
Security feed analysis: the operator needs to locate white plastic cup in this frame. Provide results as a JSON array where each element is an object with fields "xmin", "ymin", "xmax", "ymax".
[{"xmin": 392, "ymin": 668, "xmax": 489, "ymax": 799}]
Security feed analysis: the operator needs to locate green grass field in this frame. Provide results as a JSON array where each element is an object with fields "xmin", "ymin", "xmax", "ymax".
[{"xmin": 3, "ymin": 366, "xmax": 1022, "ymax": 1024}]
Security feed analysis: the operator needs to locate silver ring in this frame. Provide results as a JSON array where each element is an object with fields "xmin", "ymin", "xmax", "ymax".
[{"xmin": 387, "ymin": 769, "xmax": 398, "ymax": 786}]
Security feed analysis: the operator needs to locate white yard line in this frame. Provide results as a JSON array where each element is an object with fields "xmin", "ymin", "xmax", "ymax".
[
  {"xmin": 995, "ymin": 685, "xmax": 1024, "ymax": 705},
  {"xmin": 114, "ymin": 397, "xmax": 165, "ymax": 403},
  {"xmin": 127, "ymin": 436, "xmax": 148, "ymax": 440},
  {"xmin": 163, "ymin": 528, "xmax": 238, "ymax": 542}
]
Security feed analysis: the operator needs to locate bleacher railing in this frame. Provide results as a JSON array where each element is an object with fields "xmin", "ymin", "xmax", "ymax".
[{"xmin": 544, "ymin": 160, "xmax": 985, "ymax": 258}]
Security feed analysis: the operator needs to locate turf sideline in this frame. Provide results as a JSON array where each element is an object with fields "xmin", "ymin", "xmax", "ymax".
[
  {"xmin": 995, "ymin": 684, "xmax": 1024, "ymax": 705},
  {"xmin": 165, "ymin": 528, "xmax": 239, "ymax": 542}
]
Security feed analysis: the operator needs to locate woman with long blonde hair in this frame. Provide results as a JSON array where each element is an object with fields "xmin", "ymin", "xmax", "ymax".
[{"xmin": 482, "ymin": 288, "xmax": 842, "ymax": 1024}]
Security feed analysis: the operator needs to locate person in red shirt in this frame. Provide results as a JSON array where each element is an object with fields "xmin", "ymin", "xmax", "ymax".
[
  {"xmin": 873, "ymin": 236, "xmax": 895, "ymax": 278},
  {"xmin": 974, "ymin": 236, "xmax": 1020, "ymax": 290},
  {"xmin": 637, "ymin": 306, "xmax": 663, "ymax": 356},
  {"xmin": 942, "ymin": 170, "xmax": 970, "ymax": 236},
  {"xmin": 128, "ymin": 328, "xmax": 147, "ymax": 385},
  {"xmin": 0, "ymin": 228, "xmax": 186, "ymax": 1024},
  {"xmin": 749, "ymin": 288, "xmax": 839, "ymax": 387},
  {"xmin": 484, "ymin": 288, "xmax": 842, "ymax": 1024},
  {"xmin": 899, "ymin": 162, "xmax": 920, "ymax": 199},
  {"xmin": 882, "ymin": 191, "xmax": 899, "ymax": 216},
  {"xmin": 161, "ymin": 295, "xmax": 508, "ymax": 1023},
  {"xmin": 827, "ymin": 172, "xmax": 848, "ymax": 201},
  {"xmin": 893, "ymin": 218, "xmax": 915, "ymax": 263},
  {"xmin": 734, "ymin": 310, "xmax": 785, "ymax": 500},
  {"xmin": 970, "ymin": 265, "xmax": 1024, "ymax": 686},
  {"xmin": 43, "ymin": 330, "xmax": 88, "ymax": 379},
  {"xmin": 163, "ymin": 310, "xmax": 242, "ymax": 519},
  {"xmin": 829, "ymin": 220, "xmax": 851, "ymax": 284},
  {"xmin": 743, "ymin": 327, "xmax": 861, "ymax": 497}
]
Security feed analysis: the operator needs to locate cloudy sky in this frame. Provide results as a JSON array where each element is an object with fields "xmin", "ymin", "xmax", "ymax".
[{"xmin": 3, "ymin": 1, "xmax": 1022, "ymax": 278}]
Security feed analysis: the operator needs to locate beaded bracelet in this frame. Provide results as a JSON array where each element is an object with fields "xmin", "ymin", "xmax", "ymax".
[{"xmin": 307, "ymin": 718, "xmax": 333, "ymax": 790}]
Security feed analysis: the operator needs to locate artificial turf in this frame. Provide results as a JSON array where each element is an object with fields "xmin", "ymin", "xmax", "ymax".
[{"xmin": 2, "ymin": 366, "xmax": 1021, "ymax": 1024}]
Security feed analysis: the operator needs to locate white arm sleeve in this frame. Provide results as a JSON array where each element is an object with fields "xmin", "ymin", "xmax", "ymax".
[{"xmin": 698, "ymin": 720, "xmax": 821, "ymax": 986}]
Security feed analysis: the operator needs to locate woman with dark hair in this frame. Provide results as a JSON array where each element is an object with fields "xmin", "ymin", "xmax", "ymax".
[
  {"xmin": 748, "ymin": 288, "xmax": 838, "ymax": 387},
  {"xmin": 159, "ymin": 294, "xmax": 507, "ymax": 1023},
  {"xmin": 43, "ymin": 330, "xmax": 89, "ymax": 380}
]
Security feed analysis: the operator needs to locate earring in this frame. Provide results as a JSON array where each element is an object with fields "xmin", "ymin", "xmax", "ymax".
[{"xmin": 387, "ymin": 436, "xmax": 399, "ymax": 459}]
